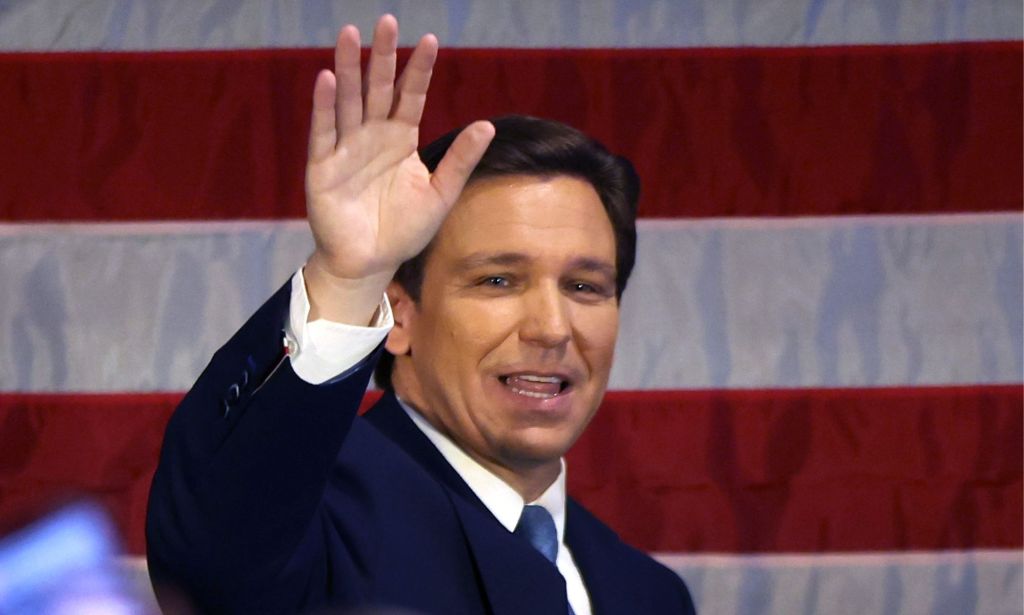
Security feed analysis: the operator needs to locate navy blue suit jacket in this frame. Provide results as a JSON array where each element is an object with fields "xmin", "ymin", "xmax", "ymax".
[{"xmin": 146, "ymin": 282, "xmax": 696, "ymax": 614}]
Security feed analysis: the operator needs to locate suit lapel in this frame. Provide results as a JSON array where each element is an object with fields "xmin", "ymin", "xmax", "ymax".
[
  {"xmin": 365, "ymin": 392, "xmax": 569, "ymax": 615},
  {"xmin": 565, "ymin": 499, "xmax": 633, "ymax": 615},
  {"xmin": 363, "ymin": 391, "xmax": 484, "ymax": 508}
]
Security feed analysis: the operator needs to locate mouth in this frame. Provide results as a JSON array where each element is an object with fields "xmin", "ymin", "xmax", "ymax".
[{"xmin": 498, "ymin": 373, "xmax": 572, "ymax": 399}]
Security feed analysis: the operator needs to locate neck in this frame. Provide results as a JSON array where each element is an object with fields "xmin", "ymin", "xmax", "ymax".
[
  {"xmin": 391, "ymin": 376, "xmax": 561, "ymax": 503},
  {"xmin": 484, "ymin": 455, "xmax": 561, "ymax": 504}
]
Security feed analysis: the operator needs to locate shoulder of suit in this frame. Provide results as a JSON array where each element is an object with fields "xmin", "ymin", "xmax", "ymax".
[{"xmin": 566, "ymin": 498, "xmax": 679, "ymax": 578}]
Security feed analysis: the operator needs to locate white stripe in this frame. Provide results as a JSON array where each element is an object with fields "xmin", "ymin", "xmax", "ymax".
[
  {"xmin": 655, "ymin": 548, "xmax": 1023, "ymax": 571},
  {"xmin": 637, "ymin": 212, "xmax": 1023, "ymax": 230},
  {"xmin": 0, "ymin": 0, "xmax": 1018, "ymax": 51},
  {"xmin": 0, "ymin": 212, "xmax": 1013, "ymax": 235},
  {"xmin": 656, "ymin": 549, "xmax": 1023, "ymax": 615},
  {"xmin": 616, "ymin": 213, "xmax": 1023, "ymax": 389},
  {"xmin": 0, "ymin": 219, "xmax": 309, "ymax": 237},
  {"xmin": 113, "ymin": 550, "xmax": 1023, "ymax": 615},
  {"xmin": 0, "ymin": 215, "xmax": 1020, "ymax": 391}
]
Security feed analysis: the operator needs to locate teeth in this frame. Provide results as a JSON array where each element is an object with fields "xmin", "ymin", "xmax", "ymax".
[
  {"xmin": 517, "ymin": 375, "xmax": 562, "ymax": 384},
  {"xmin": 511, "ymin": 389, "xmax": 557, "ymax": 399},
  {"xmin": 501, "ymin": 373, "xmax": 567, "ymax": 399}
]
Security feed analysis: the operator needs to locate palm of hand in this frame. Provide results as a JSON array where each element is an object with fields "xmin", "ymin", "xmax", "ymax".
[
  {"xmin": 307, "ymin": 120, "xmax": 445, "ymax": 280},
  {"xmin": 301, "ymin": 15, "xmax": 493, "ymax": 324}
]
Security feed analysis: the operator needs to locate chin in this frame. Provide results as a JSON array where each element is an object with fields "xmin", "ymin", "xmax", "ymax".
[{"xmin": 503, "ymin": 431, "xmax": 578, "ymax": 466}]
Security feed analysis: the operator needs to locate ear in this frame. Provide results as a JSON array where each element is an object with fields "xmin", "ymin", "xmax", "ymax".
[{"xmin": 384, "ymin": 281, "xmax": 416, "ymax": 356}]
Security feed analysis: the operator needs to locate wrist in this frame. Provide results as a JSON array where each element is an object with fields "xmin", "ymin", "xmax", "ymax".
[{"xmin": 304, "ymin": 253, "xmax": 395, "ymax": 325}]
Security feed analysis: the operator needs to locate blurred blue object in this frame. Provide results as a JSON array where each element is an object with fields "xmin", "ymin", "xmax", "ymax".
[{"xmin": 0, "ymin": 502, "xmax": 151, "ymax": 614}]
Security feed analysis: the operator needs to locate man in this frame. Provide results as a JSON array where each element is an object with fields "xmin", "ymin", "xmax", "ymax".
[{"xmin": 147, "ymin": 14, "xmax": 695, "ymax": 615}]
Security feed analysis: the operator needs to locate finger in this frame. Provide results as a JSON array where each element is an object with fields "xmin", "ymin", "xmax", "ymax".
[
  {"xmin": 334, "ymin": 25, "xmax": 363, "ymax": 136},
  {"xmin": 430, "ymin": 121, "xmax": 496, "ymax": 206},
  {"xmin": 364, "ymin": 14, "xmax": 398, "ymax": 121},
  {"xmin": 308, "ymin": 70, "xmax": 338, "ymax": 162},
  {"xmin": 391, "ymin": 33, "xmax": 438, "ymax": 126}
]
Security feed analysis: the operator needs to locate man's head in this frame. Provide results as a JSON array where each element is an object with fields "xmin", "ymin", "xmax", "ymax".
[
  {"xmin": 377, "ymin": 116, "xmax": 639, "ymax": 492},
  {"xmin": 377, "ymin": 116, "xmax": 640, "ymax": 384}
]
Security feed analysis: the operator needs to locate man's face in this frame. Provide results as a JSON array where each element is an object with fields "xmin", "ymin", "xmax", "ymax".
[{"xmin": 388, "ymin": 174, "xmax": 620, "ymax": 483}]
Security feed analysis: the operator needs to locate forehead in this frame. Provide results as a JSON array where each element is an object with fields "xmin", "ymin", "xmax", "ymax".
[{"xmin": 432, "ymin": 174, "xmax": 616, "ymax": 263}]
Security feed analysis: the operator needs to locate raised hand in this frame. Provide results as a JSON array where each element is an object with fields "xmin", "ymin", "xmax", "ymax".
[{"xmin": 304, "ymin": 15, "xmax": 494, "ymax": 324}]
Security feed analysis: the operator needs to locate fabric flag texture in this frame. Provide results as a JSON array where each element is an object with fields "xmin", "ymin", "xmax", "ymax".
[{"xmin": 0, "ymin": 2, "xmax": 1021, "ymax": 614}]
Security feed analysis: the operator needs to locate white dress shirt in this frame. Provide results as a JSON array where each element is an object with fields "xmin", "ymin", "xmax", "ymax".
[
  {"xmin": 284, "ymin": 268, "xmax": 393, "ymax": 384},
  {"xmin": 284, "ymin": 268, "xmax": 593, "ymax": 615},
  {"xmin": 401, "ymin": 398, "xmax": 593, "ymax": 615}
]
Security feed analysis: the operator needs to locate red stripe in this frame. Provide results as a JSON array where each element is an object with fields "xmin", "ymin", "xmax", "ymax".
[
  {"xmin": 1, "ymin": 385, "xmax": 1019, "ymax": 555},
  {"xmin": 570, "ymin": 386, "xmax": 1023, "ymax": 553},
  {"xmin": 0, "ymin": 393, "xmax": 181, "ymax": 556},
  {"xmin": 1, "ymin": 42, "xmax": 1019, "ymax": 221}
]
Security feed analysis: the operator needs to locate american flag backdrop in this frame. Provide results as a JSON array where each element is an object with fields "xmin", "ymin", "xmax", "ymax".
[{"xmin": 0, "ymin": 1, "xmax": 1021, "ymax": 613}]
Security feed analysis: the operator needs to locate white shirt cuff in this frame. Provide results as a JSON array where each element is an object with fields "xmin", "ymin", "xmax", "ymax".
[{"xmin": 284, "ymin": 267, "xmax": 394, "ymax": 385}]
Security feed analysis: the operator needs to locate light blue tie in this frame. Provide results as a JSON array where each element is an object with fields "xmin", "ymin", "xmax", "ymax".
[
  {"xmin": 514, "ymin": 504, "xmax": 559, "ymax": 563},
  {"xmin": 515, "ymin": 505, "xmax": 576, "ymax": 614}
]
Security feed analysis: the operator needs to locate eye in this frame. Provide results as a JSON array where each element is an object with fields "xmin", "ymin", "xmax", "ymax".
[
  {"xmin": 478, "ymin": 276, "xmax": 509, "ymax": 287},
  {"xmin": 567, "ymin": 280, "xmax": 610, "ymax": 297},
  {"xmin": 468, "ymin": 273, "xmax": 519, "ymax": 294}
]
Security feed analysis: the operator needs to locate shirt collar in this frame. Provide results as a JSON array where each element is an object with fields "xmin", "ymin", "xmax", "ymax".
[{"xmin": 397, "ymin": 397, "xmax": 567, "ymax": 543}]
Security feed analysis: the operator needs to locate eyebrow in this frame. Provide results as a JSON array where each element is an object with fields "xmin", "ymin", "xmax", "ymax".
[
  {"xmin": 452, "ymin": 252, "xmax": 616, "ymax": 277},
  {"xmin": 452, "ymin": 252, "xmax": 529, "ymax": 272}
]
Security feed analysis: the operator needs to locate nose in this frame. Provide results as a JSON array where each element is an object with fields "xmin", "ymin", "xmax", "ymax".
[{"xmin": 519, "ymin": 283, "xmax": 572, "ymax": 348}]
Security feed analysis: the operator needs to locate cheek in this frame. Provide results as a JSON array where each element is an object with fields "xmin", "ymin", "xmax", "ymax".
[
  {"xmin": 577, "ymin": 308, "xmax": 619, "ymax": 369},
  {"xmin": 437, "ymin": 300, "xmax": 521, "ymax": 362},
  {"xmin": 446, "ymin": 298, "xmax": 520, "ymax": 343}
]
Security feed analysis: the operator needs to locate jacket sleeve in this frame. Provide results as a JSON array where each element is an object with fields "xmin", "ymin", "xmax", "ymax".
[{"xmin": 145, "ymin": 279, "xmax": 383, "ymax": 612}]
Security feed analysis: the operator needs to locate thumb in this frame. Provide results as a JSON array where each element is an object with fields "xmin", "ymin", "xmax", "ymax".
[{"xmin": 429, "ymin": 121, "xmax": 496, "ymax": 207}]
